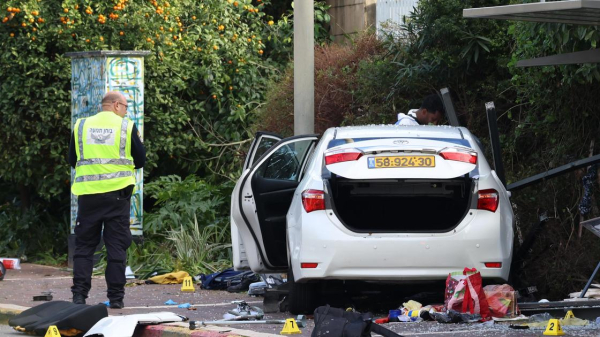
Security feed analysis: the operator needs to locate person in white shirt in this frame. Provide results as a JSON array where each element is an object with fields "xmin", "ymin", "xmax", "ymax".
[{"xmin": 395, "ymin": 94, "xmax": 445, "ymax": 126}]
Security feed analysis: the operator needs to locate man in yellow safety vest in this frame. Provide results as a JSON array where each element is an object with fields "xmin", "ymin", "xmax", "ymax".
[{"xmin": 68, "ymin": 91, "xmax": 145, "ymax": 309}]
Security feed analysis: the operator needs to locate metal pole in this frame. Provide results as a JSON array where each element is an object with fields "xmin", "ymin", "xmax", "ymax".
[
  {"xmin": 580, "ymin": 261, "xmax": 600, "ymax": 298},
  {"xmin": 294, "ymin": 0, "xmax": 314, "ymax": 135},
  {"xmin": 439, "ymin": 88, "xmax": 460, "ymax": 127},
  {"xmin": 485, "ymin": 102, "xmax": 506, "ymax": 186}
]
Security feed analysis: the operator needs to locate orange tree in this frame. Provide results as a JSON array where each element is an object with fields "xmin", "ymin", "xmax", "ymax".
[
  {"xmin": 0, "ymin": 0, "xmax": 289, "ymax": 201},
  {"xmin": 0, "ymin": 0, "xmax": 295, "ymax": 256}
]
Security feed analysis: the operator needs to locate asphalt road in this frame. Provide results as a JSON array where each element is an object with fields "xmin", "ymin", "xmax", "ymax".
[{"xmin": 3, "ymin": 264, "xmax": 600, "ymax": 336}]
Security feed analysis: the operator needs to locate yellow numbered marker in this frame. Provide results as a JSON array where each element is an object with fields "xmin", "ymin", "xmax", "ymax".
[
  {"xmin": 181, "ymin": 276, "xmax": 195, "ymax": 292},
  {"xmin": 564, "ymin": 310, "xmax": 575, "ymax": 319},
  {"xmin": 543, "ymin": 319, "xmax": 564, "ymax": 336},
  {"xmin": 280, "ymin": 318, "xmax": 301, "ymax": 335},
  {"xmin": 45, "ymin": 325, "xmax": 61, "ymax": 337}
]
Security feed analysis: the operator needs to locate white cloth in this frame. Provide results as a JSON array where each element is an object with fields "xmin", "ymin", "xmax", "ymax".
[{"xmin": 395, "ymin": 109, "xmax": 419, "ymax": 126}]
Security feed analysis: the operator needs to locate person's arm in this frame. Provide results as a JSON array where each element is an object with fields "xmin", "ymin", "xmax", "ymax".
[
  {"xmin": 130, "ymin": 124, "xmax": 146, "ymax": 169},
  {"xmin": 68, "ymin": 131, "xmax": 77, "ymax": 169}
]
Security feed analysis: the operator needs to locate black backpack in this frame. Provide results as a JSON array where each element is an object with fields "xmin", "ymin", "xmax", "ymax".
[{"xmin": 312, "ymin": 305, "xmax": 403, "ymax": 337}]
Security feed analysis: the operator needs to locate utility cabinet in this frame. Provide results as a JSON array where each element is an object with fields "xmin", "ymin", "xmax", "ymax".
[{"xmin": 65, "ymin": 50, "xmax": 150, "ymax": 267}]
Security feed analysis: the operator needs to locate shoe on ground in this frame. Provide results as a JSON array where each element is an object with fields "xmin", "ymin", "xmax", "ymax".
[
  {"xmin": 227, "ymin": 277, "xmax": 254, "ymax": 293},
  {"xmin": 72, "ymin": 293, "xmax": 86, "ymax": 305},
  {"xmin": 109, "ymin": 300, "xmax": 124, "ymax": 309}
]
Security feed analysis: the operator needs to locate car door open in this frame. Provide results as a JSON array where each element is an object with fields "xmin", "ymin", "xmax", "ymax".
[{"xmin": 231, "ymin": 135, "xmax": 318, "ymax": 272}]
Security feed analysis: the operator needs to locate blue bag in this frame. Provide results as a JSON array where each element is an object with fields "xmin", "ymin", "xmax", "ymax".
[{"xmin": 200, "ymin": 268, "xmax": 256, "ymax": 290}]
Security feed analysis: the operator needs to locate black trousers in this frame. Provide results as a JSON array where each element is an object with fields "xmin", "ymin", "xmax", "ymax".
[{"xmin": 71, "ymin": 186, "xmax": 133, "ymax": 301}]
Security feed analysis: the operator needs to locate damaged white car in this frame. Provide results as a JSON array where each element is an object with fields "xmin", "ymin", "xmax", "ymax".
[{"xmin": 231, "ymin": 125, "xmax": 514, "ymax": 313}]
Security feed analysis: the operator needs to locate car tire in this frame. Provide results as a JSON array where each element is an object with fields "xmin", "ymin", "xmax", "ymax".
[{"xmin": 287, "ymin": 267, "xmax": 316, "ymax": 315}]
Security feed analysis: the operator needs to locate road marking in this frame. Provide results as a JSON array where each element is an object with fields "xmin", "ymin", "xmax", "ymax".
[
  {"xmin": 124, "ymin": 300, "xmax": 262, "ymax": 309},
  {"xmin": 398, "ymin": 330, "xmax": 485, "ymax": 336}
]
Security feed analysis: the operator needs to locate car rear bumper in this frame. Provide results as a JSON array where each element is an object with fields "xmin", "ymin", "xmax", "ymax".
[{"xmin": 288, "ymin": 208, "xmax": 513, "ymax": 282}]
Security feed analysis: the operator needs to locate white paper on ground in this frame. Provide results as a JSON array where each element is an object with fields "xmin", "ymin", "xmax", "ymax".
[{"xmin": 125, "ymin": 266, "xmax": 135, "ymax": 279}]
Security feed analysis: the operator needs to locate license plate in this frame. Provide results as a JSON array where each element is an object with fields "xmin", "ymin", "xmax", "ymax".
[{"xmin": 367, "ymin": 156, "xmax": 435, "ymax": 168}]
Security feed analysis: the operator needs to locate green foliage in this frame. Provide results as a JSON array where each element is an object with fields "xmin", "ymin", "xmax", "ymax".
[
  {"xmin": 0, "ymin": 200, "xmax": 69, "ymax": 259},
  {"xmin": 144, "ymin": 175, "xmax": 232, "ymax": 234},
  {"xmin": 167, "ymin": 217, "xmax": 232, "ymax": 276}
]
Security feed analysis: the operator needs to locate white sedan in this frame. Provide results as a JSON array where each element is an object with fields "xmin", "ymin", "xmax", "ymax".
[{"xmin": 231, "ymin": 125, "xmax": 513, "ymax": 313}]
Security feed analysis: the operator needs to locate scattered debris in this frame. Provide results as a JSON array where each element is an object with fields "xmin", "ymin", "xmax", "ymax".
[
  {"xmin": 146, "ymin": 271, "xmax": 189, "ymax": 285},
  {"xmin": 164, "ymin": 299, "xmax": 177, "ymax": 305},
  {"xmin": 0, "ymin": 258, "xmax": 21, "ymax": 269},
  {"xmin": 33, "ymin": 292, "xmax": 53, "ymax": 301},
  {"xmin": 84, "ymin": 312, "xmax": 186, "ymax": 337},
  {"xmin": 125, "ymin": 266, "xmax": 135, "ymax": 279},
  {"xmin": 177, "ymin": 303, "xmax": 191, "ymax": 309}
]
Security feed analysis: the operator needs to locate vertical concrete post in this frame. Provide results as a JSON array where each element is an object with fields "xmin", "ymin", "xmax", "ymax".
[
  {"xmin": 294, "ymin": 0, "xmax": 315, "ymax": 135},
  {"xmin": 65, "ymin": 51, "xmax": 150, "ymax": 267}
]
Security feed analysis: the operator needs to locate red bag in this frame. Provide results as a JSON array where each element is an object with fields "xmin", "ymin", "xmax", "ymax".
[{"xmin": 444, "ymin": 268, "xmax": 491, "ymax": 320}]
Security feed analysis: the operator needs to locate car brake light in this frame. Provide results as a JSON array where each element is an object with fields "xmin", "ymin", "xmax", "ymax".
[
  {"xmin": 478, "ymin": 189, "xmax": 499, "ymax": 212},
  {"xmin": 484, "ymin": 262, "xmax": 502, "ymax": 268},
  {"xmin": 439, "ymin": 148, "xmax": 477, "ymax": 164},
  {"xmin": 302, "ymin": 189, "xmax": 325, "ymax": 213},
  {"xmin": 324, "ymin": 148, "xmax": 363, "ymax": 165},
  {"xmin": 301, "ymin": 263, "xmax": 318, "ymax": 268}
]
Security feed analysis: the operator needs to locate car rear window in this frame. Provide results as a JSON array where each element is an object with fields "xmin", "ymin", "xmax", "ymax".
[{"xmin": 327, "ymin": 137, "xmax": 472, "ymax": 149}]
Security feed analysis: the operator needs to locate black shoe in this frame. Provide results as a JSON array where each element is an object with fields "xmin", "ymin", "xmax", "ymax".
[
  {"xmin": 109, "ymin": 300, "xmax": 124, "ymax": 309},
  {"xmin": 72, "ymin": 293, "xmax": 86, "ymax": 305},
  {"xmin": 227, "ymin": 277, "xmax": 255, "ymax": 293}
]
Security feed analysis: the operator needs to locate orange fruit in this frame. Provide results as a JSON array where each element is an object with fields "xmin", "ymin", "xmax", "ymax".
[
  {"xmin": 85, "ymin": 39, "xmax": 90, "ymax": 42},
  {"xmin": 120, "ymin": 31, "xmax": 124, "ymax": 35},
  {"xmin": 63, "ymin": 8, "xmax": 69, "ymax": 13},
  {"xmin": 197, "ymin": 47, "xmax": 202, "ymax": 51},
  {"xmin": 99, "ymin": 36, "xmax": 104, "ymax": 41},
  {"xmin": 21, "ymin": 22, "xmax": 26, "ymax": 27},
  {"xmin": 258, "ymin": 49, "xmax": 263, "ymax": 55},
  {"xmin": 192, "ymin": 16, "xmax": 196, "ymax": 20},
  {"xmin": 234, "ymin": 1, "xmax": 239, "ymax": 6},
  {"xmin": 29, "ymin": 18, "xmax": 34, "ymax": 23},
  {"xmin": 31, "ymin": 36, "xmax": 36, "ymax": 41},
  {"xmin": 31, "ymin": 10, "xmax": 39, "ymax": 16},
  {"xmin": 213, "ymin": 45, "xmax": 218, "ymax": 50},
  {"xmin": 9, "ymin": 32, "xmax": 14, "ymax": 37},
  {"xmin": 212, "ymin": 95, "xmax": 217, "ymax": 99}
]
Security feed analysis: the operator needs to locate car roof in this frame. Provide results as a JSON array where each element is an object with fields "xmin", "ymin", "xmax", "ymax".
[{"xmin": 332, "ymin": 125, "xmax": 465, "ymax": 140}]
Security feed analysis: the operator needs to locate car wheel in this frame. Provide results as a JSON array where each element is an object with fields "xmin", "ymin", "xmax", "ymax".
[{"xmin": 287, "ymin": 267, "xmax": 316, "ymax": 314}]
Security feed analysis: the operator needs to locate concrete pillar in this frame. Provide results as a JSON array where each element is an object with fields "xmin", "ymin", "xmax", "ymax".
[
  {"xmin": 327, "ymin": 0, "xmax": 366, "ymax": 43},
  {"xmin": 294, "ymin": 0, "xmax": 315, "ymax": 135},
  {"xmin": 65, "ymin": 50, "xmax": 150, "ymax": 267}
]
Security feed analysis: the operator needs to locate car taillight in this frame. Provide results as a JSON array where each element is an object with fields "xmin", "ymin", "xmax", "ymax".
[
  {"xmin": 301, "ymin": 263, "xmax": 318, "ymax": 268},
  {"xmin": 324, "ymin": 148, "xmax": 363, "ymax": 165},
  {"xmin": 439, "ymin": 148, "xmax": 477, "ymax": 164},
  {"xmin": 302, "ymin": 189, "xmax": 325, "ymax": 213},
  {"xmin": 478, "ymin": 189, "xmax": 499, "ymax": 212},
  {"xmin": 484, "ymin": 262, "xmax": 502, "ymax": 268}
]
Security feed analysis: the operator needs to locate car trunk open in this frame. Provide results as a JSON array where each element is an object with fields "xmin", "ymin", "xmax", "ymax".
[{"xmin": 327, "ymin": 176, "xmax": 473, "ymax": 232}]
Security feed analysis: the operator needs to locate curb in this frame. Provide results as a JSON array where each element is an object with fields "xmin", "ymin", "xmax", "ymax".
[
  {"xmin": 0, "ymin": 304, "xmax": 28, "ymax": 325},
  {"xmin": 0, "ymin": 304, "xmax": 278, "ymax": 337}
]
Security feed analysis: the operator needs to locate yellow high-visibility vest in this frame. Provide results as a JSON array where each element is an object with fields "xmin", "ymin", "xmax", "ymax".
[{"xmin": 71, "ymin": 111, "xmax": 135, "ymax": 196}]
